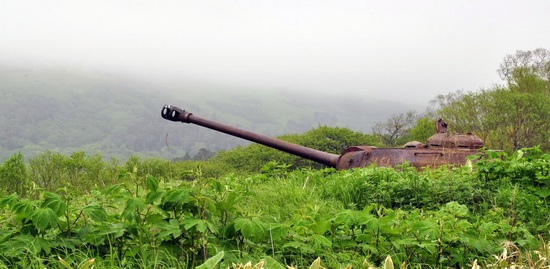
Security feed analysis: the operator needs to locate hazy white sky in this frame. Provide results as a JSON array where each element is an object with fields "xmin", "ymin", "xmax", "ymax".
[{"xmin": 1, "ymin": 0, "xmax": 549, "ymax": 105}]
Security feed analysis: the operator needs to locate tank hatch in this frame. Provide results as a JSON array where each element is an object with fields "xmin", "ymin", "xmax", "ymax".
[{"xmin": 427, "ymin": 119, "xmax": 484, "ymax": 149}]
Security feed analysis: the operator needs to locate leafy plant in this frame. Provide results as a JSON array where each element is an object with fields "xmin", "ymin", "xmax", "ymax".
[{"xmin": 1, "ymin": 149, "xmax": 549, "ymax": 268}]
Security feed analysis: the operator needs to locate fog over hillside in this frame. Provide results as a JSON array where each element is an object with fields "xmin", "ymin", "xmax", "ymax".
[{"xmin": 0, "ymin": 67, "xmax": 420, "ymax": 162}]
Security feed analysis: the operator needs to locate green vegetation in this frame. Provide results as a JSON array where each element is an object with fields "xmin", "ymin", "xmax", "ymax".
[
  {"xmin": 429, "ymin": 48, "xmax": 550, "ymax": 152},
  {"xmin": 0, "ymin": 143, "xmax": 550, "ymax": 268},
  {"xmin": 372, "ymin": 48, "xmax": 550, "ymax": 151}
]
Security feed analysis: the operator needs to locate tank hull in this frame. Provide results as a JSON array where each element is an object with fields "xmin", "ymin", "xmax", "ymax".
[{"xmin": 336, "ymin": 146, "xmax": 478, "ymax": 170}]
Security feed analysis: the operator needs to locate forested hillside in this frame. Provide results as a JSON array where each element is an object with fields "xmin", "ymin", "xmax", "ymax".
[{"xmin": 0, "ymin": 66, "xmax": 415, "ymax": 162}]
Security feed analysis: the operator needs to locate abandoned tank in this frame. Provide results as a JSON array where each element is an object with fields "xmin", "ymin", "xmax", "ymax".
[{"xmin": 161, "ymin": 104, "xmax": 484, "ymax": 170}]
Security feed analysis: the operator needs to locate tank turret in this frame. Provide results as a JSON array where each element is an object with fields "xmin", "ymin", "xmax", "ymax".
[{"xmin": 161, "ymin": 105, "xmax": 484, "ymax": 170}]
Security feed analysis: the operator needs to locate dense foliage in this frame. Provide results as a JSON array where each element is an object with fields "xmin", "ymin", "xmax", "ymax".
[
  {"xmin": 430, "ymin": 48, "xmax": 550, "ymax": 152},
  {"xmin": 372, "ymin": 48, "xmax": 550, "ymax": 151},
  {"xmin": 0, "ymin": 146, "xmax": 549, "ymax": 268}
]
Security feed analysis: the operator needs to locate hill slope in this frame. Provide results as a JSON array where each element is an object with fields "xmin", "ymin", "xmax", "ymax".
[{"xmin": 0, "ymin": 66, "xmax": 420, "ymax": 161}]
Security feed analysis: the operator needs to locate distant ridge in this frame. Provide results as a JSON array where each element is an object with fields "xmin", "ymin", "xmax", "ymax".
[{"xmin": 0, "ymin": 66, "xmax": 421, "ymax": 161}]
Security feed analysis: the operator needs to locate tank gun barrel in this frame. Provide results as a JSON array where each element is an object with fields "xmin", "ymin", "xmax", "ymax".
[{"xmin": 161, "ymin": 105, "xmax": 341, "ymax": 167}]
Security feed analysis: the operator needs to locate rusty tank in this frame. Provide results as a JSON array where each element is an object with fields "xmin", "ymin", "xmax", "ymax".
[{"xmin": 161, "ymin": 105, "xmax": 484, "ymax": 170}]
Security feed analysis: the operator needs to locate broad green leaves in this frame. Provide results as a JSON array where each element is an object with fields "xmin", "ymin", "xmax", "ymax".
[
  {"xmin": 30, "ymin": 208, "xmax": 58, "ymax": 230},
  {"xmin": 0, "ymin": 149, "xmax": 550, "ymax": 267},
  {"xmin": 234, "ymin": 217, "xmax": 268, "ymax": 241},
  {"xmin": 196, "ymin": 251, "xmax": 224, "ymax": 269},
  {"xmin": 154, "ymin": 219, "xmax": 181, "ymax": 239},
  {"xmin": 42, "ymin": 192, "xmax": 67, "ymax": 216}
]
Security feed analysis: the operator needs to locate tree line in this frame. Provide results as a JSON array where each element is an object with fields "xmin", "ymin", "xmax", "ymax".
[{"xmin": 372, "ymin": 48, "xmax": 550, "ymax": 152}]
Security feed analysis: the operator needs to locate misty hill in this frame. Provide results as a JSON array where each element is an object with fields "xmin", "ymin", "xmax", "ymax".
[{"xmin": 0, "ymin": 66, "xmax": 421, "ymax": 161}]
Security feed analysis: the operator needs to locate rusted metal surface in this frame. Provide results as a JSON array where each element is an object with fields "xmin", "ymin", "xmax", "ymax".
[
  {"xmin": 427, "ymin": 118, "xmax": 484, "ymax": 149},
  {"xmin": 162, "ymin": 105, "xmax": 484, "ymax": 170},
  {"xmin": 333, "ymin": 145, "xmax": 479, "ymax": 169},
  {"xmin": 427, "ymin": 133, "xmax": 484, "ymax": 149},
  {"xmin": 435, "ymin": 118, "xmax": 448, "ymax": 133},
  {"xmin": 340, "ymin": 148, "xmax": 479, "ymax": 169}
]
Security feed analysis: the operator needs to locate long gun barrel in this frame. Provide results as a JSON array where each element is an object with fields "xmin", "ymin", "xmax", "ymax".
[{"xmin": 161, "ymin": 105, "xmax": 340, "ymax": 167}]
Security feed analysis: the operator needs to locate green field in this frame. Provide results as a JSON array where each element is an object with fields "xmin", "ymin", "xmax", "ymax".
[{"xmin": 0, "ymin": 145, "xmax": 549, "ymax": 268}]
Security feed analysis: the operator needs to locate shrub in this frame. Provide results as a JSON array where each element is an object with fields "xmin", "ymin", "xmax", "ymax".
[{"xmin": 213, "ymin": 126, "xmax": 380, "ymax": 173}]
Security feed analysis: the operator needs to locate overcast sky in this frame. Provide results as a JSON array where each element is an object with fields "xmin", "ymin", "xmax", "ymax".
[{"xmin": 1, "ymin": 0, "xmax": 549, "ymax": 105}]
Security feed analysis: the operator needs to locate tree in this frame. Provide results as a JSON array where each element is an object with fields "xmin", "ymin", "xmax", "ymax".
[
  {"xmin": 64, "ymin": 151, "xmax": 105, "ymax": 188},
  {"xmin": 430, "ymin": 90, "xmax": 496, "ymax": 137},
  {"xmin": 193, "ymin": 148, "xmax": 216, "ymax": 161},
  {"xmin": 498, "ymin": 48, "xmax": 550, "ymax": 93},
  {"xmin": 432, "ymin": 48, "xmax": 550, "ymax": 152},
  {"xmin": 487, "ymin": 80, "xmax": 550, "ymax": 150},
  {"xmin": 29, "ymin": 151, "xmax": 67, "ymax": 191},
  {"xmin": 0, "ymin": 152, "xmax": 29, "ymax": 196},
  {"xmin": 508, "ymin": 67, "xmax": 549, "ymax": 94},
  {"xmin": 408, "ymin": 116, "xmax": 436, "ymax": 143},
  {"xmin": 372, "ymin": 111, "xmax": 417, "ymax": 147}
]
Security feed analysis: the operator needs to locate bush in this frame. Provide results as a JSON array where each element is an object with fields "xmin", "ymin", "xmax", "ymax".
[
  {"xmin": 0, "ymin": 152, "xmax": 29, "ymax": 196},
  {"xmin": 213, "ymin": 126, "xmax": 380, "ymax": 173}
]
